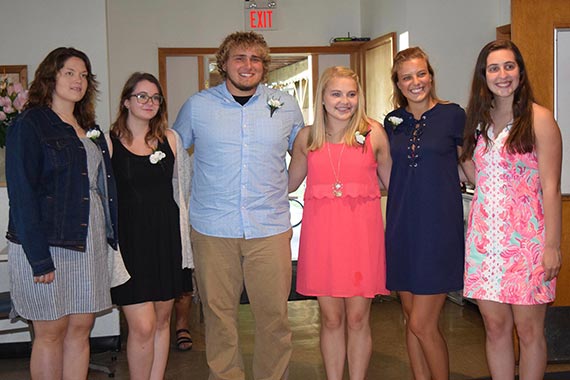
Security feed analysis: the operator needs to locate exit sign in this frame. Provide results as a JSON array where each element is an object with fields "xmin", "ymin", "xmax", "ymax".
[{"xmin": 245, "ymin": 8, "xmax": 277, "ymax": 31}]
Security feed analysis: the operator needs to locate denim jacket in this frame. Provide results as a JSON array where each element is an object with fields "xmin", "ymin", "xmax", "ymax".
[{"xmin": 5, "ymin": 107, "xmax": 118, "ymax": 276}]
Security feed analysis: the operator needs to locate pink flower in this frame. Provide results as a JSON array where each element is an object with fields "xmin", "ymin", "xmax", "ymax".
[
  {"xmin": 13, "ymin": 91, "xmax": 28, "ymax": 111},
  {"xmin": 13, "ymin": 82, "xmax": 24, "ymax": 94},
  {"xmin": 1, "ymin": 79, "xmax": 28, "ymax": 148}
]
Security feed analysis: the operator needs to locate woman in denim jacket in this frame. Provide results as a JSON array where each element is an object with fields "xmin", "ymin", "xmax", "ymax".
[{"xmin": 5, "ymin": 47, "xmax": 118, "ymax": 379}]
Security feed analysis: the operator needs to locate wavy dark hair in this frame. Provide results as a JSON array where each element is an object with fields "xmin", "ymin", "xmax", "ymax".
[
  {"xmin": 110, "ymin": 72, "xmax": 168, "ymax": 146},
  {"xmin": 461, "ymin": 40, "xmax": 534, "ymax": 161},
  {"xmin": 26, "ymin": 47, "xmax": 98, "ymax": 130},
  {"xmin": 215, "ymin": 31, "xmax": 271, "ymax": 82},
  {"xmin": 390, "ymin": 46, "xmax": 441, "ymax": 109}
]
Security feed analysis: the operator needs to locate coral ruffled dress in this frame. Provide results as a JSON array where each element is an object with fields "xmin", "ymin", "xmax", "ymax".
[{"xmin": 296, "ymin": 136, "xmax": 389, "ymax": 298}]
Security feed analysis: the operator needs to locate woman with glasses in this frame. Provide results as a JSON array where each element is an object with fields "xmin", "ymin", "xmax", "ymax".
[{"xmin": 108, "ymin": 72, "xmax": 192, "ymax": 379}]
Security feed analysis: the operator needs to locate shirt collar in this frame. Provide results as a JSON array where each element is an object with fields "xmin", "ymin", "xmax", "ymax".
[{"xmin": 219, "ymin": 81, "xmax": 263, "ymax": 104}]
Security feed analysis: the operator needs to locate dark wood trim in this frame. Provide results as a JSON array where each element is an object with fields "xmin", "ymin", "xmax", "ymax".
[
  {"xmin": 0, "ymin": 65, "xmax": 28, "ymax": 88},
  {"xmin": 158, "ymin": 45, "xmax": 361, "ymax": 113},
  {"xmin": 557, "ymin": 195, "xmax": 570, "ymax": 306},
  {"xmin": 357, "ymin": 32, "xmax": 396, "ymax": 97},
  {"xmin": 158, "ymin": 48, "xmax": 218, "ymax": 99},
  {"xmin": 496, "ymin": 24, "xmax": 511, "ymax": 40},
  {"xmin": 197, "ymin": 57, "xmax": 205, "ymax": 92},
  {"xmin": 512, "ymin": 0, "xmax": 570, "ymax": 111}
]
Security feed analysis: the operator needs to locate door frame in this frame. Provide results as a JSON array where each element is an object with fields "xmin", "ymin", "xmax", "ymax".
[{"xmin": 158, "ymin": 45, "xmax": 364, "ymax": 103}]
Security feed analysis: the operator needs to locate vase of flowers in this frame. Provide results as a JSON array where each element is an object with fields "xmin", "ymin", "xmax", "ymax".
[{"xmin": 0, "ymin": 75, "xmax": 29, "ymax": 148}]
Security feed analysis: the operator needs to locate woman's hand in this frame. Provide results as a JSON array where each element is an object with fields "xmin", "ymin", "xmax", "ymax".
[
  {"xmin": 34, "ymin": 271, "xmax": 55, "ymax": 284},
  {"xmin": 542, "ymin": 246, "xmax": 561, "ymax": 281}
]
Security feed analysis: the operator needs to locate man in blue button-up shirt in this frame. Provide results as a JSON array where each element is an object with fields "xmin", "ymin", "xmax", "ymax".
[{"xmin": 173, "ymin": 31, "xmax": 304, "ymax": 380}]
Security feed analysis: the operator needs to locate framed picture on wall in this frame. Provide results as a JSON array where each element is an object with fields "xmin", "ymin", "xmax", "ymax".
[
  {"xmin": 0, "ymin": 65, "xmax": 28, "ymax": 88},
  {"xmin": 1, "ymin": 65, "xmax": 28, "ymax": 186}
]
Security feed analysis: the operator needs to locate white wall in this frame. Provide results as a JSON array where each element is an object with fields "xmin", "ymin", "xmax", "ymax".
[
  {"xmin": 0, "ymin": 0, "xmax": 515, "ymax": 248},
  {"xmin": 0, "ymin": 0, "xmax": 110, "ymax": 249},
  {"xmin": 361, "ymin": 0, "xmax": 511, "ymax": 108},
  {"xmin": 106, "ymin": 0, "xmax": 361, "ymax": 118}
]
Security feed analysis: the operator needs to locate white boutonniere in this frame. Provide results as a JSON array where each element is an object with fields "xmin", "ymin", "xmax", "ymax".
[
  {"xmin": 355, "ymin": 130, "xmax": 371, "ymax": 145},
  {"xmin": 86, "ymin": 129, "xmax": 101, "ymax": 141},
  {"xmin": 267, "ymin": 96, "xmax": 284, "ymax": 117},
  {"xmin": 387, "ymin": 116, "xmax": 404, "ymax": 130},
  {"xmin": 149, "ymin": 150, "xmax": 166, "ymax": 164}
]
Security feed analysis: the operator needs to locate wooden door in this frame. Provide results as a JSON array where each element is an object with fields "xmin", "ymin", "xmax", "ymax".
[
  {"xmin": 512, "ymin": 0, "xmax": 570, "ymax": 308},
  {"xmin": 358, "ymin": 33, "xmax": 397, "ymax": 124}
]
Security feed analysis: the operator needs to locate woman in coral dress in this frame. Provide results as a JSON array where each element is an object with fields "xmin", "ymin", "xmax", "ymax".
[
  {"xmin": 461, "ymin": 40, "xmax": 562, "ymax": 380},
  {"xmin": 288, "ymin": 66, "xmax": 391, "ymax": 380}
]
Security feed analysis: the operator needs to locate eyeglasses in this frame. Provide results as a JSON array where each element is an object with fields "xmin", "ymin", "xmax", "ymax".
[{"xmin": 129, "ymin": 92, "xmax": 163, "ymax": 105}]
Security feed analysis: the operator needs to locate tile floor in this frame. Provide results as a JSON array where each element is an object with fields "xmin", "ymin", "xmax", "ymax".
[{"xmin": 1, "ymin": 297, "xmax": 569, "ymax": 379}]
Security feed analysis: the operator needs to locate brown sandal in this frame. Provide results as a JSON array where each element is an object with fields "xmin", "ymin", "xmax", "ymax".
[{"xmin": 175, "ymin": 329, "xmax": 193, "ymax": 351}]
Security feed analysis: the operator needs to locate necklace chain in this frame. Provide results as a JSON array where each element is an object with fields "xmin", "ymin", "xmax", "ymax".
[
  {"xmin": 326, "ymin": 142, "xmax": 345, "ymax": 197},
  {"xmin": 53, "ymin": 109, "xmax": 83, "ymax": 134}
]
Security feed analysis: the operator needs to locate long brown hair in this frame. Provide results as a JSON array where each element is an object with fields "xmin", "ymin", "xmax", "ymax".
[
  {"xmin": 26, "ymin": 47, "xmax": 98, "ymax": 129},
  {"xmin": 110, "ymin": 72, "xmax": 168, "ymax": 146},
  {"xmin": 308, "ymin": 66, "xmax": 370, "ymax": 150},
  {"xmin": 390, "ymin": 47, "xmax": 441, "ymax": 109},
  {"xmin": 461, "ymin": 40, "xmax": 534, "ymax": 161}
]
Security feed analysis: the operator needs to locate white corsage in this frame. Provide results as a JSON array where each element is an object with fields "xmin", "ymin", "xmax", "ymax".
[
  {"xmin": 149, "ymin": 150, "xmax": 166, "ymax": 164},
  {"xmin": 267, "ymin": 96, "xmax": 284, "ymax": 117},
  {"xmin": 355, "ymin": 130, "xmax": 371, "ymax": 145},
  {"xmin": 387, "ymin": 116, "xmax": 403, "ymax": 128},
  {"xmin": 86, "ymin": 129, "xmax": 101, "ymax": 141}
]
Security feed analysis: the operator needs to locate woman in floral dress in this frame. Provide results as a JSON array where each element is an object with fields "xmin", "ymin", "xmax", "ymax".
[{"xmin": 460, "ymin": 40, "xmax": 562, "ymax": 380}]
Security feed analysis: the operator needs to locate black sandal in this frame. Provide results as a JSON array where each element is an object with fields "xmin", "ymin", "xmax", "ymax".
[{"xmin": 175, "ymin": 329, "xmax": 193, "ymax": 351}]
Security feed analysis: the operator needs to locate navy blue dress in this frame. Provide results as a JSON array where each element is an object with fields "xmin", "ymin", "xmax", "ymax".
[{"xmin": 384, "ymin": 103, "xmax": 465, "ymax": 294}]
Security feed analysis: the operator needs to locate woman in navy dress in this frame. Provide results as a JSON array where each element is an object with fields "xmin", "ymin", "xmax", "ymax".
[{"xmin": 384, "ymin": 47, "xmax": 465, "ymax": 380}]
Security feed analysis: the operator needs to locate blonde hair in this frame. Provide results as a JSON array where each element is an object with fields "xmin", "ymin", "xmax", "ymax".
[{"xmin": 308, "ymin": 66, "xmax": 370, "ymax": 150}]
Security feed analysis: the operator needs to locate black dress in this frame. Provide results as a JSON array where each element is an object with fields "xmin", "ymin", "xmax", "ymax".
[{"xmin": 111, "ymin": 137, "xmax": 183, "ymax": 305}]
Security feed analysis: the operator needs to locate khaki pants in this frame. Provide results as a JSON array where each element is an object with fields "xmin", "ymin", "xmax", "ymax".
[{"xmin": 191, "ymin": 229, "xmax": 293, "ymax": 380}]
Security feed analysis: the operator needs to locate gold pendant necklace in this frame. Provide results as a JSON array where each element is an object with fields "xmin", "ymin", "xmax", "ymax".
[{"xmin": 326, "ymin": 142, "xmax": 345, "ymax": 197}]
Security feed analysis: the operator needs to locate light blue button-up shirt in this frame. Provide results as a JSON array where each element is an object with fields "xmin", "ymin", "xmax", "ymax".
[{"xmin": 173, "ymin": 82, "xmax": 304, "ymax": 239}]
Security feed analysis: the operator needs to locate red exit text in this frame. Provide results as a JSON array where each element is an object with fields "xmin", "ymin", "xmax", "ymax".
[{"xmin": 248, "ymin": 9, "xmax": 274, "ymax": 30}]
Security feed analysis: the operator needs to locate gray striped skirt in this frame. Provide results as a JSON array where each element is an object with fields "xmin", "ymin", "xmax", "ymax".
[{"xmin": 8, "ymin": 138, "xmax": 112, "ymax": 321}]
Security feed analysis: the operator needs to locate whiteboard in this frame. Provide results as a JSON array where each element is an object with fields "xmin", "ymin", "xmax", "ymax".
[{"xmin": 555, "ymin": 29, "xmax": 570, "ymax": 193}]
